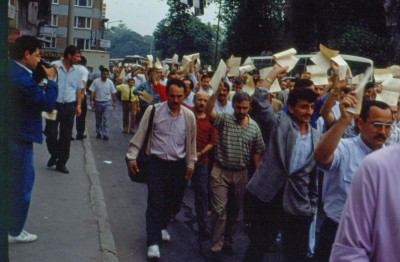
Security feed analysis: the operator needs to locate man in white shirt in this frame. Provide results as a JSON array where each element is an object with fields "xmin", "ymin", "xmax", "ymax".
[{"xmin": 89, "ymin": 68, "xmax": 117, "ymax": 140}]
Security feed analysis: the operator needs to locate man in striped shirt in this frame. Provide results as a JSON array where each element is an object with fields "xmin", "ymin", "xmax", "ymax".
[{"xmin": 205, "ymin": 88, "xmax": 265, "ymax": 261}]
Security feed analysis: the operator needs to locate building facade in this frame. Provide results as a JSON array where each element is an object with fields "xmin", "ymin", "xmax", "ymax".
[{"xmin": 40, "ymin": 0, "xmax": 105, "ymax": 51}]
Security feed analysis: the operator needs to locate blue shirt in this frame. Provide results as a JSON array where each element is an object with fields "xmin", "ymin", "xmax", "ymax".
[
  {"xmin": 52, "ymin": 60, "xmax": 83, "ymax": 103},
  {"xmin": 214, "ymin": 100, "xmax": 234, "ymax": 114},
  {"xmin": 133, "ymin": 81, "xmax": 160, "ymax": 106},
  {"xmin": 289, "ymin": 122, "xmax": 313, "ymax": 173},
  {"xmin": 319, "ymin": 135, "xmax": 373, "ymax": 223}
]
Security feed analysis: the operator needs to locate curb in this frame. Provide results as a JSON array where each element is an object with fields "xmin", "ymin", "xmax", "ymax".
[{"xmin": 82, "ymin": 136, "xmax": 119, "ymax": 262}]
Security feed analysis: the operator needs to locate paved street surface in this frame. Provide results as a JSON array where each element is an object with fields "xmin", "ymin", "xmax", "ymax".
[
  {"xmin": 8, "ymin": 99, "xmax": 286, "ymax": 262},
  {"xmin": 88, "ymin": 101, "xmax": 285, "ymax": 262}
]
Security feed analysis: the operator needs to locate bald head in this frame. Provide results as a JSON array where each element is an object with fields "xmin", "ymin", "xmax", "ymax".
[{"xmin": 193, "ymin": 91, "xmax": 210, "ymax": 113}]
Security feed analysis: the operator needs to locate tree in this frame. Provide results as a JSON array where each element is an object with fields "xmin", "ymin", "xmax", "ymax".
[
  {"xmin": 107, "ymin": 24, "xmax": 152, "ymax": 58},
  {"xmin": 153, "ymin": 0, "xmax": 215, "ymax": 64}
]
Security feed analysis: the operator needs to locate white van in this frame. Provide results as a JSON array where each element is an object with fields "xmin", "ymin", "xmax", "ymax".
[{"xmin": 250, "ymin": 54, "xmax": 374, "ymax": 80}]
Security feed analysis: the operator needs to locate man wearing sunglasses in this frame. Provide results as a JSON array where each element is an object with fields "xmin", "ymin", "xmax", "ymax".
[{"xmin": 312, "ymin": 95, "xmax": 393, "ymax": 262}]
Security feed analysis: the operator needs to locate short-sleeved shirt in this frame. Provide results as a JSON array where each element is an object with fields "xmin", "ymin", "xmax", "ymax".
[
  {"xmin": 52, "ymin": 60, "xmax": 83, "ymax": 103},
  {"xmin": 212, "ymin": 113, "xmax": 265, "ymax": 170},
  {"xmin": 319, "ymin": 135, "xmax": 373, "ymax": 223},
  {"xmin": 89, "ymin": 78, "xmax": 117, "ymax": 102},
  {"xmin": 76, "ymin": 65, "xmax": 89, "ymax": 83}
]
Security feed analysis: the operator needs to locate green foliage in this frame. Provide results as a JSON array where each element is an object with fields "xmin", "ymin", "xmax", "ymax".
[
  {"xmin": 328, "ymin": 25, "xmax": 396, "ymax": 67},
  {"xmin": 107, "ymin": 24, "xmax": 152, "ymax": 58},
  {"xmin": 153, "ymin": 0, "xmax": 215, "ymax": 65}
]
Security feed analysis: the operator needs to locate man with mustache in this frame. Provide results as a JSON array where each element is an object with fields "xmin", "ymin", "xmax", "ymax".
[
  {"xmin": 313, "ymin": 97, "xmax": 393, "ymax": 262},
  {"xmin": 126, "ymin": 79, "xmax": 197, "ymax": 260},
  {"xmin": 205, "ymin": 88, "xmax": 265, "ymax": 261},
  {"xmin": 244, "ymin": 65, "xmax": 320, "ymax": 262},
  {"xmin": 214, "ymin": 82, "xmax": 234, "ymax": 114}
]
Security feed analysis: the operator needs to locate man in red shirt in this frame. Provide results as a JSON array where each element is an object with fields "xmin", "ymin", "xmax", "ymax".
[{"xmin": 191, "ymin": 91, "xmax": 218, "ymax": 238}]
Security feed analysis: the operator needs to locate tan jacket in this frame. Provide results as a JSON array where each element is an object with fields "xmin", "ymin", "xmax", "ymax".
[{"xmin": 126, "ymin": 103, "xmax": 197, "ymax": 169}]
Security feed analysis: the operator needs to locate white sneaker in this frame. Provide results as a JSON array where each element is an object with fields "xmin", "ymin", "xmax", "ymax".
[
  {"xmin": 8, "ymin": 230, "xmax": 38, "ymax": 243},
  {"xmin": 161, "ymin": 229, "xmax": 170, "ymax": 242},
  {"xmin": 147, "ymin": 244, "xmax": 160, "ymax": 259}
]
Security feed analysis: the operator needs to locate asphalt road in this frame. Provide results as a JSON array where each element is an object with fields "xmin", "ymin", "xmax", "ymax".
[{"xmin": 86, "ymin": 100, "xmax": 285, "ymax": 262}]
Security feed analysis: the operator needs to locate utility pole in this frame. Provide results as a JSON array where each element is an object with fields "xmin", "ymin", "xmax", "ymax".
[
  {"xmin": 66, "ymin": 0, "xmax": 75, "ymax": 45},
  {"xmin": 214, "ymin": 0, "xmax": 222, "ymax": 69}
]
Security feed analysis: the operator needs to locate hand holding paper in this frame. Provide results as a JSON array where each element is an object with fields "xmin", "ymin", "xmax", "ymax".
[
  {"xmin": 273, "ymin": 48, "xmax": 298, "ymax": 72},
  {"xmin": 346, "ymin": 67, "xmax": 373, "ymax": 115}
]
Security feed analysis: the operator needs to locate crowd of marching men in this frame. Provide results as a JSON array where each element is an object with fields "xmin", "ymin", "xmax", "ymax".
[{"xmin": 104, "ymin": 44, "xmax": 400, "ymax": 261}]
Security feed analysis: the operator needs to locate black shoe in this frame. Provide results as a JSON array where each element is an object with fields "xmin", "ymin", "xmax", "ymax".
[
  {"xmin": 210, "ymin": 251, "xmax": 223, "ymax": 262},
  {"xmin": 47, "ymin": 156, "xmax": 57, "ymax": 167},
  {"xmin": 222, "ymin": 245, "xmax": 235, "ymax": 256},
  {"xmin": 103, "ymin": 136, "xmax": 108, "ymax": 140},
  {"xmin": 56, "ymin": 166, "xmax": 69, "ymax": 174},
  {"xmin": 76, "ymin": 134, "xmax": 87, "ymax": 140},
  {"xmin": 96, "ymin": 134, "xmax": 101, "ymax": 139},
  {"xmin": 70, "ymin": 136, "xmax": 75, "ymax": 141}
]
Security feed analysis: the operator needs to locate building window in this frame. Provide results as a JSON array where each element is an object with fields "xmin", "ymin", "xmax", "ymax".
[
  {"xmin": 75, "ymin": 0, "xmax": 92, "ymax": 7},
  {"xmin": 51, "ymin": 15, "xmax": 58, "ymax": 26},
  {"xmin": 43, "ymin": 37, "xmax": 57, "ymax": 48},
  {"xmin": 74, "ymin": 38, "xmax": 90, "ymax": 50},
  {"xmin": 52, "ymin": 0, "xmax": 58, "ymax": 4},
  {"xmin": 74, "ymin": 17, "xmax": 91, "ymax": 29}
]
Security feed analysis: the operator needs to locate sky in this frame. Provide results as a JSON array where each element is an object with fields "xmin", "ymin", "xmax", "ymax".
[{"xmin": 104, "ymin": 0, "xmax": 219, "ymax": 36}]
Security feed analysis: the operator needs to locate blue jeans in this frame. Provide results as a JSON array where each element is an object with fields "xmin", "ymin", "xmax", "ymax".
[
  {"xmin": 8, "ymin": 140, "xmax": 35, "ymax": 236},
  {"xmin": 146, "ymin": 156, "xmax": 187, "ymax": 246},
  {"xmin": 191, "ymin": 163, "xmax": 208, "ymax": 231},
  {"xmin": 94, "ymin": 101, "xmax": 112, "ymax": 137}
]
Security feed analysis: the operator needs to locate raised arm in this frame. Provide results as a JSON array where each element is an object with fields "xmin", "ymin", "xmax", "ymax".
[{"xmin": 313, "ymin": 92, "xmax": 356, "ymax": 165}]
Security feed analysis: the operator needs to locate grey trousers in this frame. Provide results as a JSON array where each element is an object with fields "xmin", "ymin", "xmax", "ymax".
[{"xmin": 94, "ymin": 100, "xmax": 112, "ymax": 136}]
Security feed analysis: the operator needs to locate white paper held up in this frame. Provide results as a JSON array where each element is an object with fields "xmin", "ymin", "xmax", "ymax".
[
  {"xmin": 347, "ymin": 67, "xmax": 373, "ymax": 115},
  {"xmin": 374, "ymin": 68, "xmax": 393, "ymax": 83},
  {"xmin": 272, "ymin": 48, "xmax": 298, "ymax": 72},
  {"xmin": 210, "ymin": 59, "xmax": 227, "ymax": 92}
]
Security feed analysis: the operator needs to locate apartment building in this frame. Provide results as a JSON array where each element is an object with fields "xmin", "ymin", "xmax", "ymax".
[{"xmin": 40, "ymin": 0, "xmax": 105, "ymax": 51}]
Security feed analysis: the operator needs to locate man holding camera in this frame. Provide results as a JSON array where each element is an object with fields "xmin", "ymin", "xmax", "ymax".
[{"xmin": 8, "ymin": 35, "xmax": 58, "ymax": 242}]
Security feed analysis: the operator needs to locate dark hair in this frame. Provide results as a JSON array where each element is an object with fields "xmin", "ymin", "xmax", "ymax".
[
  {"xmin": 365, "ymin": 82, "xmax": 375, "ymax": 90},
  {"xmin": 294, "ymin": 78, "xmax": 314, "ymax": 89},
  {"xmin": 232, "ymin": 91, "xmax": 251, "ymax": 104},
  {"xmin": 182, "ymin": 78, "xmax": 194, "ymax": 90},
  {"xmin": 147, "ymin": 67, "xmax": 158, "ymax": 78},
  {"xmin": 10, "ymin": 35, "xmax": 42, "ymax": 60},
  {"xmin": 359, "ymin": 100, "xmax": 391, "ymax": 122},
  {"xmin": 100, "ymin": 67, "xmax": 109, "ymax": 73},
  {"xmin": 127, "ymin": 78, "xmax": 135, "ymax": 82},
  {"xmin": 341, "ymin": 86, "xmax": 351, "ymax": 94},
  {"xmin": 63, "ymin": 45, "xmax": 80, "ymax": 58},
  {"xmin": 78, "ymin": 56, "xmax": 87, "ymax": 66},
  {"xmin": 166, "ymin": 78, "xmax": 186, "ymax": 93},
  {"xmin": 201, "ymin": 74, "xmax": 211, "ymax": 81},
  {"xmin": 287, "ymin": 87, "xmax": 317, "ymax": 107}
]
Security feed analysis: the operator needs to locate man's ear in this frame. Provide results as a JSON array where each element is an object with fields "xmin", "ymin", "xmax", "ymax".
[
  {"xmin": 22, "ymin": 50, "xmax": 30, "ymax": 59},
  {"xmin": 355, "ymin": 116, "xmax": 364, "ymax": 131}
]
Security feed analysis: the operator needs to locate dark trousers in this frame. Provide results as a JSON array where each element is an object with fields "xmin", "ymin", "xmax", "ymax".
[
  {"xmin": 313, "ymin": 216, "xmax": 339, "ymax": 262},
  {"xmin": 191, "ymin": 163, "xmax": 209, "ymax": 231},
  {"xmin": 44, "ymin": 102, "xmax": 75, "ymax": 167},
  {"xmin": 8, "ymin": 140, "xmax": 34, "ymax": 236},
  {"xmin": 76, "ymin": 95, "xmax": 87, "ymax": 136},
  {"xmin": 146, "ymin": 156, "xmax": 187, "ymax": 246},
  {"xmin": 244, "ymin": 191, "xmax": 312, "ymax": 262}
]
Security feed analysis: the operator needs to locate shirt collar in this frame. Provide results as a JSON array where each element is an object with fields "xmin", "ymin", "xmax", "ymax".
[
  {"xmin": 14, "ymin": 60, "xmax": 33, "ymax": 76},
  {"xmin": 356, "ymin": 135, "xmax": 374, "ymax": 154},
  {"xmin": 291, "ymin": 120, "xmax": 311, "ymax": 137},
  {"xmin": 165, "ymin": 102, "xmax": 183, "ymax": 116}
]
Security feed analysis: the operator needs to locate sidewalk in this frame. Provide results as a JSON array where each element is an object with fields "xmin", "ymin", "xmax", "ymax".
[{"xmin": 8, "ymin": 137, "xmax": 118, "ymax": 262}]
